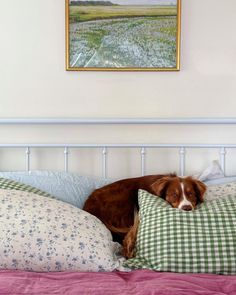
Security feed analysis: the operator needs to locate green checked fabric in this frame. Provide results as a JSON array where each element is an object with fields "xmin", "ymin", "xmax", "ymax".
[
  {"xmin": 0, "ymin": 177, "xmax": 53, "ymax": 199},
  {"xmin": 124, "ymin": 189, "xmax": 236, "ymax": 274}
]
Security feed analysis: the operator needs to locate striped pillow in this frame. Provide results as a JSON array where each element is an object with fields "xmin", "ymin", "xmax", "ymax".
[
  {"xmin": 124, "ymin": 189, "xmax": 236, "ymax": 274},
  {"xmin": 0, "ymin": 177, "xmax": 53, "ymax": 198}
]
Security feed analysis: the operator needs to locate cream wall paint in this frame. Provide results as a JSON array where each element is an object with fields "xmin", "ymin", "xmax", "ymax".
[
  {"xmin": 0, "ymin": 0, "xmax": 236, "ymax": 177},
  {"xmin": 0, "ymin": 0, "xmax": 236, "ymax": 117}
]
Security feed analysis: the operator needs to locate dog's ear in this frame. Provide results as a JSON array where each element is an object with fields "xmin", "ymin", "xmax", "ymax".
[
  {"xmin": 151, "ymin": 177, "xmax": 171, "ymax": 199},
  {"xmin": 187, "ymin": 177, "xmax": 207, "ymax": 204}
]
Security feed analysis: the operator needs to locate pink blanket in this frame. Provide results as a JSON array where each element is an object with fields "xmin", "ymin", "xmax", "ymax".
[{"xmin": 0, "ymin": 269, "xmax": 235, "ymax": 295}]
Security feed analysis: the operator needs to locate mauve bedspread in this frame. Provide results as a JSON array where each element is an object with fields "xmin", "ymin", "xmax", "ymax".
[{"xmin": 0, "ymin": 269, "xmax": 235, "ymax": 295}]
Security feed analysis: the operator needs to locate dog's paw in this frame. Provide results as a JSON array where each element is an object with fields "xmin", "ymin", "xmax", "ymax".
[
  {"xmin": 122, "ymin": 241, "xmax": 136, "ymax": 258},
  {"xmin": 122, "ymin": 247, "xmax": 134, "ymax": 259}
]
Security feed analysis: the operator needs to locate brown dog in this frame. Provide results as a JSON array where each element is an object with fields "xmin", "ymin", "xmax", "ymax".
[{"xmin": 83, "ymin": 174, "xmax": 206, "ymax": 258}]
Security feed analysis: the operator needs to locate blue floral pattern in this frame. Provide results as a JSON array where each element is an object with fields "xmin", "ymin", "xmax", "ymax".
[
  {"xmin": 0, "ymin": 189, "xmax": 126, "ymax": 272},
  {"xmin": 205, "ymin": 181, "xmax": 236, "ymax": 202}
]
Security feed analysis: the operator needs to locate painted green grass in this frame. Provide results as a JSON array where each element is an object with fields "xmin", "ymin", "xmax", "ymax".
[
  {"xmin": 80, "ymin": 28, "xmax": 106, "ymax": 49},
  {"xmin": 69, "ymin": 16, "xmax": 177, "ymax": 68},
  {"xmin": 69, "ymin": 5, "xmax": 177, "ymax": 23}
]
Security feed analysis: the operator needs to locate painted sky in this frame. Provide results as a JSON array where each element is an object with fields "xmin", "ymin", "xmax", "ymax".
[{"xmin": 70, "ymin": 0, "xmax": 176, "ymax": 5}]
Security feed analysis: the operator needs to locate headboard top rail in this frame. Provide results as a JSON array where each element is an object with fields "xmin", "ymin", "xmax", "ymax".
[
  {"xmin": 0, "ymin": 117, "xmax": 235, "ymax": 177},
  {"xmin": 1, "ymin": 118, "xmax": 236, "ymax": 125}
]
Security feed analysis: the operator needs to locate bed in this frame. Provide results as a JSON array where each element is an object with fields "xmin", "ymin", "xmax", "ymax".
[
  {"xmin": 0, "ymin": 269, "xmax": 235, "ymax": 295},
  {"xmin": 0, "ymin": 118, "xmax": 236, "ymax": 295}
]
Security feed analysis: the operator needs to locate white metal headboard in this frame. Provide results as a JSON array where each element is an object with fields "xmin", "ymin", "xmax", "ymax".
[{"xmin": 0, "ymin": 118, "xmax": 236, "ymax": 178}]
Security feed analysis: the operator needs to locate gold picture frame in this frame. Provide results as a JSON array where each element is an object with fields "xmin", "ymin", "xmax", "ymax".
[{"xmin": 66, "ymin": 0, "xmax": 181, "ymax": 71}]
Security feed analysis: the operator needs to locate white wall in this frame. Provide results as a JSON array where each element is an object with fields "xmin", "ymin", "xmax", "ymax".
[{"xmin": 0, "ymin": 0, "xmax": 236, "ymax": 177}]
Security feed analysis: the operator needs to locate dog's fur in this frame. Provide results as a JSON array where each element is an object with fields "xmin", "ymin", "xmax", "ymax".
[{"xmin": 83, "ymin": 174, "xmax": 206, "ymax": 258}]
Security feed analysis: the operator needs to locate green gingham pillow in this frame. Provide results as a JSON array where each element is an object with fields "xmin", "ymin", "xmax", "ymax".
[
  {"xmin": 0, "ymin": 177, "xmax": 53, "ymax": 198},
  {"xmin": 124, "ymin": 189, "xmax": 236, "ymax": 274}
]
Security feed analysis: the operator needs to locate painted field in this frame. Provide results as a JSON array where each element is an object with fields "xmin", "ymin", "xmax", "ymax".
[
  {"xmin": 69, "ymin": 5, "xmax": 177, "ymax": 22},
  {"xmin": 68, "ymin": 4, "xmax": 178, "ymax": 69}
]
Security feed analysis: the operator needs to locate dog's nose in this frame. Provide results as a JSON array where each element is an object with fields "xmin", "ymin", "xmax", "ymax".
[{"xmin": 181, "ymin": 205, "xmax": 193, "ymax": 211}]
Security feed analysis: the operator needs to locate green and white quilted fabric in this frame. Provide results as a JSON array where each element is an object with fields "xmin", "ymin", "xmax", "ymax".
[
  {"xmin": 124, "ymin": 189, "xmax": 236, "ymax": 274},
  {"xmin": 0, "ymin": 177, "xmax": 53, "ymax": 198}
]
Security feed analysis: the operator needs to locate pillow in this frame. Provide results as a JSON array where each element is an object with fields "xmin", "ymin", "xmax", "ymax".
[
  {"xmin": 0, "ymin": 177, "xmax": 53, "ymax": 199},
  {"xmin": 0, "ymin": 189, "xmax": 125, "ymax": 272},
  {"xmin": 204, "ymin": 181, "xmax": 236, "ymax": 202},
  {"xmin": 194, "ymin": 160, "xmax": 224, "ymax": 181},
  {"xmin": 0, "ymin": 171, "xmax": 112, "ymax": 209},
  {"xmin": 205, "ymin": 176, "xmax": 236, "ymax": 186},
  {"xmin": 124, "ymin": 189, "xmax": 236, "ymax": 274},
  {"xmin": 0, "ymin": 162, "xmax": 224, "ymax": 209}
]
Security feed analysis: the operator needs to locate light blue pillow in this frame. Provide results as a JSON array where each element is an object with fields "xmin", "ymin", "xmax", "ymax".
[
  {"xmin": 0, "ymin": 171, "xmax": 112, "ymax": 209},
  {"xmin": 204, "ymin": 176, "xmax": 236, "ymax": 186}
]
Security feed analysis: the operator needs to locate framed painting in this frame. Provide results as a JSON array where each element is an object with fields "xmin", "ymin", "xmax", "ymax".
[{"xmin": 66, "ymin": 0, "xmax": 181, "ymax": 71}]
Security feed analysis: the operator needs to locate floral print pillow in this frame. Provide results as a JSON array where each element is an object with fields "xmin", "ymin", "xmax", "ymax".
[
  {"xmin": 205, "ymin": 181, "xmax": 236, "ymax": 202},
  {"xmin": 0, "ymin": 189, "xmax": 126, "ymax": 272}
]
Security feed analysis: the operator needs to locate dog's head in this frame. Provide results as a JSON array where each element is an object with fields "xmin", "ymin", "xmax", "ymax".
[{"xmin": 151, "ymin": 176, "xmax": 206, "ymax": 211}]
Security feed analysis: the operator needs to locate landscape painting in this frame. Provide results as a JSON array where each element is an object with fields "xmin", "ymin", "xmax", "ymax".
[{"xmin": 66, "ymin": 0, "xmax": 180, "ymax": 71}]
